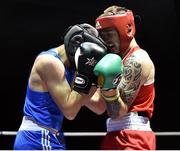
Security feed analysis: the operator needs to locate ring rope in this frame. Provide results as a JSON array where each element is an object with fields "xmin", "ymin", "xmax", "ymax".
[{"xmin": 1, "ymin": 131, "xmax": 180, "ymax": 136}]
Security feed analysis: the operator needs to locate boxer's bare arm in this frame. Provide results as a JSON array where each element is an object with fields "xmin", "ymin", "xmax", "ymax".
[
  {"xmin": 116, "ymin": 50, "xmax": 154, "ymax": 118},
  {"xmin": 84, "ymin": 88, "xmax": 106, "ymax": 115},
  {"xmin": 30, "ymin": 54, "xmax": 90, "ymax": 120}
]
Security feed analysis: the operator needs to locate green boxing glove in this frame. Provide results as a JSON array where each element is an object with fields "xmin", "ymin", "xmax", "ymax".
[
  {"xmin": 93, "ymin": 53, "xmax": 123, "ymax": 119},
  {"xmin": 93, "ymin": 53, "xmax": 123, "ymax": 90}
]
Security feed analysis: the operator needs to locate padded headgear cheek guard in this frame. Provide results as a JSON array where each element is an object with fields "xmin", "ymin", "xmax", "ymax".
[
  {"xmin": 63, "ymin": 23, "xmax": 108, "ymax": 69},
  {"xmin": 63, "ymin": 25, "xmax": 83, "ymax": 69},
  {"xmin": 96, "ymin": 9, "xmax": 136, "ymax": 53}
]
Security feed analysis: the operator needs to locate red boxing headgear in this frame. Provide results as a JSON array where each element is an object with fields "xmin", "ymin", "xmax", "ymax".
[{"xmin": 96, "ymin": 8, "xmax": 136, "ymax": 53}]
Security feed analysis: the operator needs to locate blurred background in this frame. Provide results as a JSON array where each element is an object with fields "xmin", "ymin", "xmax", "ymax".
[{"xmin": 0, "ymin": 0, "xmax": 180, "ymax": 150}]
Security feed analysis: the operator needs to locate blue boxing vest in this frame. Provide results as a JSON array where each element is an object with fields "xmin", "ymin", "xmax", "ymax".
[{"xmin": 23, "ymin": 48, "xmax": 74, "ymax": 131}]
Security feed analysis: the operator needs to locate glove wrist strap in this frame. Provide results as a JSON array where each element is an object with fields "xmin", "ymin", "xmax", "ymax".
[
  {"xmin": 73, "ymin": 73, "xmax": 90, "ymax": 94},
  {"xmin": 101, "ymin": 89, "xmax": 120, "ymax": 102}
]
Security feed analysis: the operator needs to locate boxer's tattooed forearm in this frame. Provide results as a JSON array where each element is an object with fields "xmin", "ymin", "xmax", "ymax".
[{"xmin": 119, "ymin": 55, "xmax": 142, "ymax": 107}]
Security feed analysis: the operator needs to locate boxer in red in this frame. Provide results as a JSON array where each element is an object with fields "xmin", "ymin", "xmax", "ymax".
[{"xmin": 95, "ymin": 5, "xmax": 156, "ymax": 150}]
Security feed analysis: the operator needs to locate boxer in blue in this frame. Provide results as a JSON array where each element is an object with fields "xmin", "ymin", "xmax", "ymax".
[{"xmin": 13, "ymin": 23, "xmax": 108, "ymax": 150}]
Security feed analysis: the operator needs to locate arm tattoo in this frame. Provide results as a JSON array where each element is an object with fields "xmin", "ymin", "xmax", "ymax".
[
  {"xmin": 106, "ymin": 100, "xmax": 120, "ymax": 119},
  {"xmin": 119, "ymin": 55, "xmax": 142, "ymax": 107}
]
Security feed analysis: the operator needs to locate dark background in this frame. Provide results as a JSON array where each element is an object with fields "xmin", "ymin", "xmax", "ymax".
[{"xmin": 0, "ymin": 0, "xmax": 180, "ymax": 150}]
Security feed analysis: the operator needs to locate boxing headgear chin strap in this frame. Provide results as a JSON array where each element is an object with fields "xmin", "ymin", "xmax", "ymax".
[{"xmin": 95, "ymin": 9, "xmax": 136, "ymax": 53}]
